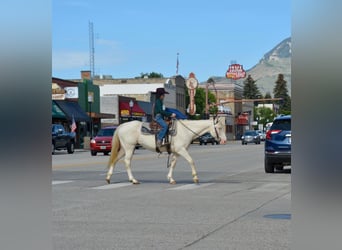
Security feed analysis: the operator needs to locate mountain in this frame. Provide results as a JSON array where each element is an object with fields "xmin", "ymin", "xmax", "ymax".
[{"xmin": 247, "ymin": 37, "xmax": 291, "ymax": 96}]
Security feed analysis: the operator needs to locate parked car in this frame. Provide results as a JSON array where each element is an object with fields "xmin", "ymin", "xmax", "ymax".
[
  {"xmin": 90, "ymin": 126, "xmax": 117, "ymax": 156},
  {"xmin": 264, "ymin": 115, "xmax": 291, "ymax": 173},
  {"xmin": 52, "ymin": 124, "xmax": 76, "ymax": 154},
  {"xmin": 256, "ymin": 130, "xmax": 266, "ymax": 141},
  {"xmin": 241, "ymin": 130, "xmax": 261, "ymax": 145},
  {"xmin": 199, "ymin": 132, "xmax": 219, "ymax": 145}
]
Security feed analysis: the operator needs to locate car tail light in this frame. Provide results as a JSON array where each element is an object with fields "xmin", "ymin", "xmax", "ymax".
[{"xmin": 266, "ymin": 129, "xmax": 281, "ymax": 140}]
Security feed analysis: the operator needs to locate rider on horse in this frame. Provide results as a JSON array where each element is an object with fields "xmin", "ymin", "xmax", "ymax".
[{"xmin": 154, "ymin": 88, "xmax": 176, "ymax": 148}]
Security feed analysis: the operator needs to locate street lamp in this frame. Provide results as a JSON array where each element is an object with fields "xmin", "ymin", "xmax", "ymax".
[
  {"xmin": 129, "ymin": 100, "xmax": 134, "ymax": 121},
  {"xmin": 88, "ymin": 93, "xmax": 94, "ymax": 137}
]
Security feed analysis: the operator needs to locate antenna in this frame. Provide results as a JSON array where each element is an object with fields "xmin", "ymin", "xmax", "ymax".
[{"xmin": 89, "ymin": 21, "xmax": 95, "ymax": 78}]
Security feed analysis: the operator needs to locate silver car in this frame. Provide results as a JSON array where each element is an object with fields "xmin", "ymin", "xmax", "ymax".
[{"xmin": 241, "ymin": 130, "xmax": 261, "ymax": 145}]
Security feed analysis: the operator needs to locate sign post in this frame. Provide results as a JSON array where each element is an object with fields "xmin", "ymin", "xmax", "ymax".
[{"xmin": 186, "ymin": 72, "xmax": 198, "ymax": 116}]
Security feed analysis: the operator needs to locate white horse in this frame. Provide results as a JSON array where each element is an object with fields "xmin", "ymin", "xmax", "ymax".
[{"xmin": 105, "ymin": 116, "xmax": 227, "ymax": 184}]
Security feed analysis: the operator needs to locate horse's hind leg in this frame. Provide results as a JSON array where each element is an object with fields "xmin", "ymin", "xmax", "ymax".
[
  {"xmin": 177, "ymin": 148, "xmax": 199, "ymax": 183},
  {"xmin": 167, "ymin": 154, "xmax": 178, "ymax": 184},
  {"xmin": 106, "ymin": 149, "xmax": 124, "ymax": 184},
  {"xmin": 124, "ymin": 148, "xmax": 140, "ymax": 184}
]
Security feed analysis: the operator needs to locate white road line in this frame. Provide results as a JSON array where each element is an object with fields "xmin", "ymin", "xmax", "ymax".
[
  {"xmin": 91, "ymin": 183, "xmax": 132, "ymax": 190},
  {"xmin": 168, "ymin": 183, "xmax": 214, "ymax": 190},
  {"xmin": 52, "ymin": 180, "xmax": 74, "ymax": 185}
]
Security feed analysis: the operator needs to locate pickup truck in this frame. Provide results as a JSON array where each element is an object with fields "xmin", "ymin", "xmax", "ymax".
[{"xmin": 52, "ymin": 124, "xmax": 76, "ymax": 154}]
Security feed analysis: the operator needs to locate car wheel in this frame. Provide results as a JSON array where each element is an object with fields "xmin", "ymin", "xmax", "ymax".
[
  {"xmin": 199, "ymin": 142, "xmax": 202, "ymax": 145},
  {"xmin": 52, "ymin": 143, "xmax": 55, "ymax": 155},
  {"xmin": 91, "ymin": 150, "xmax": 97, "ymax": 156},
  {"xmin": 104, "ymin": 152, "xmax": 109, "ymax": 155},
  {"xmin": 275, "ymin": 165, "xmax": 284, "ymax": 171},
  {"xmin": 67, "ymin": 142, "xmax": 75, "ymax": 154},
  {"xmin": 264, "ymin": 157, "xmax": 274, "ymax": 173},
  {"xmin": 204, "ymin": 142, "xmax": 207, "ymax": 145}
]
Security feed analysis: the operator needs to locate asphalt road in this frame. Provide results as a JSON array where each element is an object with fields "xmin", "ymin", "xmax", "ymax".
[{"xmin": 52, "ymin": 141, "xmax": 291, "ymax": 250}]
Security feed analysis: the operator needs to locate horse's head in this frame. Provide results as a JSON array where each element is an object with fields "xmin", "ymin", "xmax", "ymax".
[{"xmin": 210, "ymin": 116, "xmax": 227, "ymax": 144}]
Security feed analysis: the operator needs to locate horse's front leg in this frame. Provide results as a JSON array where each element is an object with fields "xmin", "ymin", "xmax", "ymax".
[
  {"xmin": 177, "ymin": 148, "xmax": 199, "ymax": 183},
  {"xmin": 124, "ymin": 148, "xmax": 139, "ymax": 184},
  {"xmin": 167, "ymin": 154, "xmax": 178, "ymax": 184}
]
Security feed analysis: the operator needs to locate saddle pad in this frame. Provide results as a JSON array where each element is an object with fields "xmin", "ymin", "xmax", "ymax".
[{"xmin": 141, "ymin": 122, "xmax": 157, "ymax": 135}]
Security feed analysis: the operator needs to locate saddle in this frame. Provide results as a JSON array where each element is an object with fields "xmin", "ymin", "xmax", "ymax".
[
  {"xmin": 141, "ymin": 118, "xmax": 176, "ymax": 136},
  {"xmin": 141, "ymin": 118, "xmax": 176, "ymax": 154}
]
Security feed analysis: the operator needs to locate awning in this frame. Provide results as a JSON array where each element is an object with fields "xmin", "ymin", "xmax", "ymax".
[
  {"xmin": 52, "ymin": 101, "xmax": 66, "ymax": 119},
  {"xmin": 137, "ymin": 101, "xmax": 153, "ymax": 115},
  {"xmin": 235, "ymin": 114, "xmax": 249, "ymax": 125},
  {"xmin": 119, "ymin": 101, "xmax": 145, "ymax": 117},
  {"xmin": 165, "ymin": 107, "xmax": 187, "ymax": 119},
  {"xmin": 54, "ymin": 100, "xmax": 90, "ymax": 122}
]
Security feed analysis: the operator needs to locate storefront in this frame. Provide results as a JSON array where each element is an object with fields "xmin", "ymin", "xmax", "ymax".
[
  {"xmin": 235, "ymin": 113, "xmax": 249, "ymax": 140},
  {"xmin": 52, "ymin": 100, "xmax": 91, "ymax": 148},
  {"xmin": 119, "ymin": 100, "xmax": 145, "ymax": 123}
]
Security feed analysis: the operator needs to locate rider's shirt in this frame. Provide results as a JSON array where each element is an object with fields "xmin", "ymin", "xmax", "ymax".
[{"xmin": 154, "ymin": 98, "xmax": 172, "ymax": 119}]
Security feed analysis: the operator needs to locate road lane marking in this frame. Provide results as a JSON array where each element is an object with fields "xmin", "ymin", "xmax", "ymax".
[
  {"xmin": 52, "ymin": 180, "xmax": 73, "ymax": 185},
  {"xmin": 167, "ymin": 183, "xmax": 214, "ymax": 190},
  {"xmin": 91, "ymin": 183, "xmax": 132, "ymax": 190}
]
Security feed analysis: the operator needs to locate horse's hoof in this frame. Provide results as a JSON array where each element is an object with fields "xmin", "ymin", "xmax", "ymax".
[
  {"xmin": 170, "ymin": 180, "xmax": 176, "ymax": 185},
  {"xmin": 193, "ymin": 179, "xmax": 199, "ymax": 184},
  {"xmin": 106, "ymin": 179, "xmax": 110, "ymax": 184},
  {"xmin": 130, "ymin": 179, "xmax": 140, "ymax": 184}
]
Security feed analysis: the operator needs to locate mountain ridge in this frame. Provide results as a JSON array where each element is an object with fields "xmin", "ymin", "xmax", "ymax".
[{"xmin": 247, "ymin": 37, "xmax": 291, "ymax": 96}]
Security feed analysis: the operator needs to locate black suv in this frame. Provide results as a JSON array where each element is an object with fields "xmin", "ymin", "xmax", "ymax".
[
  {"xmin": 199, "ymin": 132, "xmax": 219, "ymax": 145},
  {"xmin": 264, "ymin": 115, "xmax": 291, "ymax": 173}
]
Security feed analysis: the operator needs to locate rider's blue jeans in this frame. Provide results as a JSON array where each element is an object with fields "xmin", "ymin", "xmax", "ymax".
[{"xmin": 155, "ymin": 114, "xmax": 167, "ymax": 141}]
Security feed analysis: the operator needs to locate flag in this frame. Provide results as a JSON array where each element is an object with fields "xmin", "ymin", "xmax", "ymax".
[
  {"xmin": 176, "ymin": 53, "xmax": 179, "ymax": 74},
  {"xmin": 71, "ymin": 115, "xmax": 77, "ymax": 132}
]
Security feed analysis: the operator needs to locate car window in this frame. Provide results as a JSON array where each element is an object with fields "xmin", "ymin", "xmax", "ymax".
[
  {"xmin": 244, "ymin": 131, "xmax": 255, "ymax": 136},
  {"xmin": 97, "ymin": 128, "xmax": 115, "ymax": 137},
  {"xmin": 271, "ymin": 119, "xmax": 291, "ymax": 130}
]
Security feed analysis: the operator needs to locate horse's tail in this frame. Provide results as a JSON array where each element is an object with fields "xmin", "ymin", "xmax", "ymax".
[{"xmin": 107, "ymin": 131, "xmax": 120, "ymax": 169}]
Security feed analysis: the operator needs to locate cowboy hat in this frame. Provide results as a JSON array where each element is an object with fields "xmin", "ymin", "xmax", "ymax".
[{"xmin": 155, "ymin": 88, "xmax": 169, "ymax": 95}]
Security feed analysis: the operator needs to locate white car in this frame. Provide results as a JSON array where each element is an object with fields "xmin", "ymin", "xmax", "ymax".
[{"xmin": 256, "ymin": 130, "xmax": 266, "ymax": 141}]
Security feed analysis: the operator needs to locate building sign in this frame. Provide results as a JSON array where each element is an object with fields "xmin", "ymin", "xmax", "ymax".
[
  {"xmin": 52, "ymin": 83, "xmax": 66, "ymax": 100},
  {"xmin": 64, "ymin": 87, "xmax": 79, "ymax": 99},
  {"xmin": 186, "ymin": 72, "xmax": 198, "ymax": 115},
  {"xmin": 226, "ymin": 64, "xmax": 246, "ymax": 80}
]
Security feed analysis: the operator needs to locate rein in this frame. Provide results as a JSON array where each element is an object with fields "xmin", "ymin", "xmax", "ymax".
[{"xmin": 177, "ymin": 118, "xmax": 221, "ymax": 141}]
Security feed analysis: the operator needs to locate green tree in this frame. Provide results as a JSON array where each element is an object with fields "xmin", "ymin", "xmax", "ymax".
[
  {"xmin": 243, "ymin": 74, "xmax": 261, "ymax": 100},
  {"xmin": 139, "ymin": 72, "xmax": 164, "ymax": 78},
  {"xmin": 273, "ymin": 74, "xmax": 291, "ymax": 114},
  {"xmin": 185, "ymin": 88, "xmax": 216, "ymax": 119},
  {"xmin": 254, "ymin": 106, "xmax": 276, "ymax": 130},
  {"xmin": 264, "ymin": 92, "xmax": 272, "ymax": 103}
]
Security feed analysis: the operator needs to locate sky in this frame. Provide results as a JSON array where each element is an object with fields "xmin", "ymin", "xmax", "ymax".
[{"xmin": 52, "ymin": 0, "xmax": 291, "ymax": 83}]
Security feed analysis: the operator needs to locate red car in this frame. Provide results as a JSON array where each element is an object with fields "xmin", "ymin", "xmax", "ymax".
[{"xmin": 90, "ymin": 126, "xmax": 117, "ymax": 156}]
